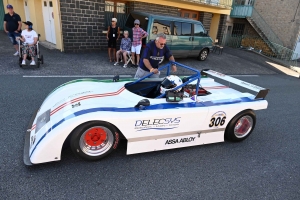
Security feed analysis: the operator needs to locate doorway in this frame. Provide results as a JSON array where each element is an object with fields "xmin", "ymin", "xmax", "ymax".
[
  {"xmin": 24, "ymin": 1, "xmax": 30, "ymax": 21},
  {"xmin": 42, "ymin": 0, "xmax": 56, "ymax": 44}
]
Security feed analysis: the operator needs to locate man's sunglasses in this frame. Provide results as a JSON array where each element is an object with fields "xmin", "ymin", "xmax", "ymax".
[
  {"xmin": 134, "ymin": 24, "xmax": 139, "ymax": 25},
  {"xmin": 112, "ymin": 21, "xmax": 116, "ymax": 22},
  {"xmin": 159, "ymin": 43, "xmax": 166, "ymax": 46}
]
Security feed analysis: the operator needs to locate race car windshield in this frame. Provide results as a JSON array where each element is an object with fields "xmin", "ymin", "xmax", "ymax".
[{"xmin": 161, "ymin": 78, "xmax": 177, "ymax": 89}]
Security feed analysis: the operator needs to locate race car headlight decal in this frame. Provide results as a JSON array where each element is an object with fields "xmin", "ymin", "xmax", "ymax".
[{"xmin": 35, "ymin": 109, "xmax": 50, "ymax": 134}]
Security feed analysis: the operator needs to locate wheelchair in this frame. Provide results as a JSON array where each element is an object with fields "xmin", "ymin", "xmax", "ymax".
[{"xmin": 18, "ymin": 34, "xmax": 44, "ymax": 68}]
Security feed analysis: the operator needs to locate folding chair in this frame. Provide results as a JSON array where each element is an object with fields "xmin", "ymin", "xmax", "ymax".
[
  {"xmin": 120, "ymin": 51, "xmax": 133, "ymax": 65},
  {"xmin": 212, "ymin": 39, "xmax": 224, "ymax": 55}
]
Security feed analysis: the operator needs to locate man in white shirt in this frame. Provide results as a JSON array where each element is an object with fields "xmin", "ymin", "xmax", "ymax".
[{"xmin": 18, "ymin": 21, "xmax": 38, "ymax": 65}]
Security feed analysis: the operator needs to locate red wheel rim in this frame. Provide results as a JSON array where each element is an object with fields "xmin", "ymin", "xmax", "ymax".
[
  {"xmin": 84, "ymin": 127, "xmax": 107, "ymax": 146},
  {"xmin": 234, "ymin": 115, "xmax": 253, "ymax": 138}
]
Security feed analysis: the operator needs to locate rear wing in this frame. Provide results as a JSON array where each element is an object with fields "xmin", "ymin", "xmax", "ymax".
[{"xmin": 201, "ymin": 70, "xmax": 269, "ymax": 99}]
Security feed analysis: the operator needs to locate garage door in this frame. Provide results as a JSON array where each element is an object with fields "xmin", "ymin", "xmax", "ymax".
[{"xmin": 0, "ymin": 0, "xmax": 4, "ymax": 30}]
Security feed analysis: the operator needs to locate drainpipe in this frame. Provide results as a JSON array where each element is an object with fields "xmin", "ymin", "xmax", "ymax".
[{"xmin": 56, "ymin": 0, "xmax": 64, "ymax": 52}]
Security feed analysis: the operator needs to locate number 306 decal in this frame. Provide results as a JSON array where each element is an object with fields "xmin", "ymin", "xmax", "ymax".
[{"xmin": 209, "ymin": 111, "xmax": 226, "ymax": 128}]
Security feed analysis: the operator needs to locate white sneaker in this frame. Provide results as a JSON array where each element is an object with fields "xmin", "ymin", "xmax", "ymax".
[
  {"xmin": 123, "ymin": 64, "xmax": 127, "ymax": 68},
  {"xmin": 30, "ymin": 60, "xmax": 36, "ymax": 65},
  {"xmin": 14, "ymin": 51, "xmax": 19, "ymax": 56},
  {"xmin": 21, "ymin": 60, "xmax": 26, "ymax": 65},
  {"xmin": 114, "ymin": 62, "xmax": 119, "ymax": 66}
]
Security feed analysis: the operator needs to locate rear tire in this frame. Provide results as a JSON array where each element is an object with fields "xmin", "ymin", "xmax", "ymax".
[
  {"xmin": 70, "ymin": 121, "xmax": 120, "ymax": 161},
  {"xmin": 198, "ymin": 49, "xmax": 208, "ymax": 61},
  {"xmin": 225, "ymin": 110, "xmax": 256, "ymax": 142}
]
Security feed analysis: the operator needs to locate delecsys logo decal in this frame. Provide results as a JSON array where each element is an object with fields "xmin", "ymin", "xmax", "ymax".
[{"xmin": 135, "ymin": 117, "xmax": 181, "ymax": 131}]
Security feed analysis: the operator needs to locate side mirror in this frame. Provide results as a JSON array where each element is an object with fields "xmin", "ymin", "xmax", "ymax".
[{"xmin": 135, "ymin": 99, "xmax": 150, "ymax": 109}]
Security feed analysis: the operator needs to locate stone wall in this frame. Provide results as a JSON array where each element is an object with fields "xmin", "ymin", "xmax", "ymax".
[
  {"xmin": 216, "ymin": 14, "xmax": 227, "ymax": 44},
  {"xmin": 60, "ymin": 0, "xmax": 105, "ymax": 53},
  {"xmin": 254, "ymin": 0, "xmax": 300, "ymax": 49}
]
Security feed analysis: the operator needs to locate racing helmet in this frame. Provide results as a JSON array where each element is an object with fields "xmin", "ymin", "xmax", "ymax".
[{"xmin": 160, "ymin": 75, "xmax": 183, "ymax": 94}]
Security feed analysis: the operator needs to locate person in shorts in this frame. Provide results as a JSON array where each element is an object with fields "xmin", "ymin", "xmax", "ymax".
[
  {"xmin": 106, "ymin": 18, "xmax": 120, "ymax": 62},
  {"xmin": 3, "ymin": 4, "xmax": 22, "ymax": 56},
  {"xmin": 131, "ymin": 19, "xmax": 148, "ymax": 67},
  {"xmin": 114, "ymin": 30, "xmax": 132, "ymax": 68}
]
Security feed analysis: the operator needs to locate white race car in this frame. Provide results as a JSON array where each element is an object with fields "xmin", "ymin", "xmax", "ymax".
[{"xmin": 24, "ymin": 62, "xmax": 269, "ymax": 165}]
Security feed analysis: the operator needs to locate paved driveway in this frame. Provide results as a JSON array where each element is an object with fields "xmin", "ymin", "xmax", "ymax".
[{"xmin": 0, "ymin": 32, "xmax": 284, "ymax": 76}]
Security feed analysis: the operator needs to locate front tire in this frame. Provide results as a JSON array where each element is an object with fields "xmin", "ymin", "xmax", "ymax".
[
  {"xmin": 198, "ymin": 49, "xmax": 208, "ymax": 61},
  {"xmin": 70, "ymin": 121, "xmax": 120, "ymax": 161},
  {"xmin": 225, "ymin": 110, "xmax": 256, "ymax": 142}
]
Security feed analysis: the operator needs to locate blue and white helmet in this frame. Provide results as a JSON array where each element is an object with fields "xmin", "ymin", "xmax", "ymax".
[{"xmin": 160, "ymin": 75, "xmax": 183, "ymax": 94}]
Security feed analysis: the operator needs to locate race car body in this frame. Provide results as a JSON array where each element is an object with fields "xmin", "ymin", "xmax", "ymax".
[{"xmin": 24, "ymin": 62, "xmax": 269, "ymax": 165}]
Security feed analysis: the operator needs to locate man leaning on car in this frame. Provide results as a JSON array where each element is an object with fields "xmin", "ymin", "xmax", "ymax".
[{"xmin": 134, "ymin": 33, "xmax": 177, "ymax": 79}]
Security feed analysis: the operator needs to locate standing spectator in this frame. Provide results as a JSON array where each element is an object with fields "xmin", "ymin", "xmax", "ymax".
[
  {"xmin": 131, "ymin": 19, "xmax": 148, "ymax": 67},
  {"xmin": 134, "ymin": 33, "xmax": 177, "ymax": 79},
  {"xmin": 106, "ymin": 18, "xmax": 120, "ymax": 62},
  {"xmin": 114, "ymin": 30, "xmax": 132, "ymax": 68},
  {"xmin": 3, "ymin": 4, "xmax": 22, "ymax": 56},
  {"xmin": 17, "ymin": 21, "xmax": 38, "ymax": 65}
]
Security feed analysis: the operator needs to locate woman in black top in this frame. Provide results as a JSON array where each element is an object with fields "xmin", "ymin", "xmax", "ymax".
[{"xmin": 106, "ymin": 18, "xmax": 120, "ymax": 62}]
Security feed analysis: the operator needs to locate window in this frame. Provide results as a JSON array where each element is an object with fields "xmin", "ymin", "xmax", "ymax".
[
  {"xmin": 194, "ymin": 24, "xmax": 205, "ymax": 36},
  {"xmin": 152, "ymin": 20, "xmax": 171, "ymax": 35},
  {"xmin": 192, "ymin": 14, "xmax": 197, "ymax": 19},
  {"xmin": 25, "ymin": 2, "xmax": 27, "ymax": 6},
  {"xmin": 174, "ymin": 22, "xmax": 181, "ymax": 36},
  {"xmin": 44, "ymin": 1, "xmax": 47, "ymax": 6},
  {"xmin": 182, "ymin": 23, "xmax": 192, "ymax": 36},
  {"xmin": 49, "ymin": 1, "xmax": 53, "ymax": 7},
  {"xmin": 184, "ymin": 13, "xmax": 189, "ymax": 18}
]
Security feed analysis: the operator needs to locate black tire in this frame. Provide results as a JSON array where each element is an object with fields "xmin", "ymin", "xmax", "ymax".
[
  {"xmin": 225, "ymin": 110, "xmax": 256, "ymax": 142},
  {"xmin": 41, "ymin": 55, "xmax": 44, "ymax": 64},
  {"xmin": 198, "ymin": 49, "xmax": 209, "ymax": 61},
  {"xmin": 70, "ymin": 121, "xmax": 120, "ymax": 161}
]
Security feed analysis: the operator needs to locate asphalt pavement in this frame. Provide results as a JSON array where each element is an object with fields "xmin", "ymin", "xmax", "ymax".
[
  {"xmin": 0, "ymin": 74, "xmax": 300, "ymax": 199},
  {"xmin": 0, "ymin": 32, "xmax": 300, "ymax": 199}
]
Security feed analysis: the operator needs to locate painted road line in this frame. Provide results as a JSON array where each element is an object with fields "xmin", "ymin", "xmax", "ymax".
[
  {"xmin": 23, "ymin": 75, "xmax": 132, "ymax": 78},
  {"xmin": 229, "ymin": 75, "xmax": 259, "ymax": 77}
]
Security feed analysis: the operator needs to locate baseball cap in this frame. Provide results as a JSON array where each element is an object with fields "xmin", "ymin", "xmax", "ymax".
[
  {"xmin": 23, "ymin": 21, "xmax": 33, "ymax": 26},
  {"xmin": 112, "ymin": 18, "xmax": 117, "ymax": 22},
  {"xmin": 7, "ymin": 4, "xmax": 13, "ymax": 9},
  {"xmin": 134, "ymin": 19, "xmax": 140, "ymax": 25}
]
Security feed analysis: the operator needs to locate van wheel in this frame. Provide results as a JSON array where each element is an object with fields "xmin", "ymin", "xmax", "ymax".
[
  {"xmin": 198, "ymin": 49, "xmax": 208, "ymax": 61},
  {"xmin": 225, "ymin": 110, "xmax": 256, "ymax": 142}
]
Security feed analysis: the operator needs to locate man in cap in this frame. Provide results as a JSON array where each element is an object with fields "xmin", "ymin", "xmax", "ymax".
[
  {"xmin": 131, "ymin": 19, "xmax": 148, "ymax": 67},
  {"xmin": 3, "ymin": 4, "xmax": 22, "ymax": 56}
]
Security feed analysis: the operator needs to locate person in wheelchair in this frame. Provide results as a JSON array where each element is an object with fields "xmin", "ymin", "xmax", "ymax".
[{"xmin": 17, "ymin": 21, "xmax": 38, "ymax": 65}]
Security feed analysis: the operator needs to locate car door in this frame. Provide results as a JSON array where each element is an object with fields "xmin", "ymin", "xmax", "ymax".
[{"xmin": 171, "ymin": 22, "xmax": 193, "ymax": 58}]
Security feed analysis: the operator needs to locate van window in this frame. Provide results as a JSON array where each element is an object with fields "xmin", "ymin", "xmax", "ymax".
[
  {"xmin": 182, "ymin": 23, "xmax": 192, "ymax": 36},
  {"xmin": 152, "ymin": 19, "xmax": 171, "ymax": 35},
  {"xmin": 174, "ymin": 22, "xmax": 182, "ymax": 36},
  {"xmin": 194, "ymin": 24, "xmax": 205, "ymax": 36}
]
